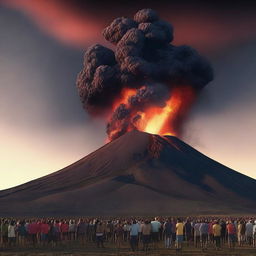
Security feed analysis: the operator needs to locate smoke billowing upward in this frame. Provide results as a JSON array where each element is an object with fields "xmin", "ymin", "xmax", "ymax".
[{"xmin": 77, "ymin": 9, "xmax": 213, "ymax": 141}]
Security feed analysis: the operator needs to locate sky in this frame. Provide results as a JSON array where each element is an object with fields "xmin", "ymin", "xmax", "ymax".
[{"xmin": 0, "ymin": 0, "xmax": 255, "ymax": 189}]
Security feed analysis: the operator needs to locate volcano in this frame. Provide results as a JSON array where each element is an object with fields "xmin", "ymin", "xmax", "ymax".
[{"xmin": 0, "ymin": 130, "xmax": 255, "ymax": 216}]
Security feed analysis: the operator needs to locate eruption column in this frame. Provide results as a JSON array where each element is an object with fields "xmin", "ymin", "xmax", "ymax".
[{"xmin": 77, "ymin": 8, "xmax": 213, "ymax": 141}]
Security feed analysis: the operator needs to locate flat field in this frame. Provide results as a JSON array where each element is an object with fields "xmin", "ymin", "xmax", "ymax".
[{"xmin": 1, "ymin": 241, "xmax": 256, "ymax": 256}]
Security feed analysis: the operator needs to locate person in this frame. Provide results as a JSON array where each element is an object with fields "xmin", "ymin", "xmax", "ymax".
[
  {"xmin": 60, "ymin": 220, "xmax": 69, "ymax": 243},
  {"xmin": 245, "ymin": 220, "xmax": 253, "ymax": 245},
  {"xmin": 68, "ymin": 220, "xmax": 77, "ymax": 241},
  {"xmin": 48, "ymin": 221, "xmax": 57, "ymax": 247},
  {"xmin": 28, "ymin": 219, "xmax": 39, "ymax": 246},
  {"xmin": 1, "ymin": 220, "xmax": 8, "ymax": 248},
  {"xmin": 77, "ymin": 219, "xmax": 87, "ymax": 244},
  {"xmin": 40, "ymin": 219, "xmax": 49, "ymax": 246},
  {"xmin": 115, "ymin": 221, "xmax": 123, "ymax": 249},
  {"xmin": 171, "ymin": 218, "xmax": 176, "ymax": 244},
  {"xmin": 141, "ymin": 220, "xmax": 151, "ymax": 251},
  {"xmin": 199, "ymin": 220, "xmax": 208, "ymax": 250},
  {"xmin": 220, "ymin": 220, "xmax": 227, "ymax": 244},
  {"xmin": 184, "ymin": 218, "xmax": 192, "ymax": 246},
  {"xmin": 130, "ymin": 220, "xmax": 139, "ymax": 251},
  {"xmin": 175, "ymin": 218, "xmax": 184, "ymax": 251},
  {"xmin": 123, "ymin": 221, "xmax": 131, "ymax": 242},
  {"xmin": 194, "ymin": 220, "xmax": 200, "ymax": 248},
  {"xmin": 8, "ymin": 220, "xmax": 16, "ymax": 247},
  {"xmin": 95, "ymin": 221, "xmax": 105, "ymax": 248},
  {"xmin": 17, "ymin": 220, "xmax": 27, "ymax": 247},
  {"xmin": 237, "ymin": 220, "xmax": 246, "ymax": 246},
  {"xmin": 227, "ymin": 220, "xmax": 236, "ymax": 249},
  {"xmin": 212, "ymin": 221, "xmax": 221, "ymax": 250},
  {"xmin": 253, "ymin": 221, "xmax": 256, "ymax": 248},
  {"xmin": 151, "ymin": 217, "xmax": 161, "ymax": 248},
  {"xmin": 208, "ymin": 221, "xmax": 214, "ymax": 244},
  {"xmin": 164, "ymin": 218, "xmax": 172, "ymax": 248}
]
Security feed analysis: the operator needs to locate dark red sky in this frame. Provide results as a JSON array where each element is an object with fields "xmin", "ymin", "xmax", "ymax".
[{"xmin": 3, "ymin": 0, "xmax": 256, "ymax": 52}]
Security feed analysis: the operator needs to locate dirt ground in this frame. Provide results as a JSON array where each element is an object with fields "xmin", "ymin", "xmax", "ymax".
[{"xmin": 1, "ymin": 242, "xmax": 256, "ymax": 256}]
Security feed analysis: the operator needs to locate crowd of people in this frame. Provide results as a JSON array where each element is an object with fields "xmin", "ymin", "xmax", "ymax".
[{"xmin": 1, "ymin": 217, "xmax": 256, "ymax": 251}]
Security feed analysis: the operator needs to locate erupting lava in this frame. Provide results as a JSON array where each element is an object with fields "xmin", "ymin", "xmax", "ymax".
[
  {"xmin": 108, "ymin": 86, "xmax": 195, "ymax": 140},
  {"xmin": 139, "ymin": 86, "xmax": 195, "ymax": 136}
]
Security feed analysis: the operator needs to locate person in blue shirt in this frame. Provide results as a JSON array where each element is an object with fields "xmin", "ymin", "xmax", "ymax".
[
  {"xmin": 151, "ymin": 217, "xmax": 161, "ymax": 248},
  {"xmin": 130, "ymin": 220, "xmax": 139, "ymax": 251}
]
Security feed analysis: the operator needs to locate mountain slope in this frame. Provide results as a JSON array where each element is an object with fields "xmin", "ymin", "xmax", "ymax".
[{"xmin": 0, "ymin": 130, "xmax": 255, "ymax": 216}]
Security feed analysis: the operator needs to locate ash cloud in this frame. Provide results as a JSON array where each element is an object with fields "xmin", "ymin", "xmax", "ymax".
[{"xmin": 77, "ymin": 8, "xmax": 213, "ymax": 140}]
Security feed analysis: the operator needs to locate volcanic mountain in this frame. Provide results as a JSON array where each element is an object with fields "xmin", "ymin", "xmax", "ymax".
[{"xmin": 0, "ymin": 130, "xmax": 255, "ymax": 216}]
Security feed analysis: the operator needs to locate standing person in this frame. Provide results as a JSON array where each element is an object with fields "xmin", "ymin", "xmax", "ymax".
[
  {"xmin": 77, "ymin": 219, "xmax": 87, "ymax": 245},
  {"xmin": 28, "ymin": 219, "xmax": 39, "ymax": 246},
  {"xmin": 141, "ymin": 220, "xmax": 151, "ymax": 251},
  {"xmin": 163, "ymin": 218, "xmax": 172, "ymax": 249},
  {"xmin": 208, "ymin": 221, "xmax": 214, "ymax": 245},
  {"xmin": 253, "ymin": 221, "xmax": 256, "ymax": 248},
  {"xmin": 1, "ymin": 220, "xmax": 9, "ymax": 248},
  {"xmin": 40, "ymin": 220, "xmax": 49, "ymax": 246},
  {"xmin": 95, "ymin": 221, "xmax": 105, "ymax": 248},
  {"xmin": 184, "ymin": 218, "xmax": 192, "ymax": 246},
  {"xmin": 212, "ymin": 221, "xmax": 221, "ymax": 250},
  {"xmin": 60, "ymin": 220, "xmax": 69, "ymax": 243},
  {"xmin": 227, "ymin": 220, "xmax": 236, "ymax": 249},
  {"xmin": 199, "ymin": 220, "xmax": 208, "ymax": 251},
  {"xmin": 106, "ymin": 220, "xmax": 113, "ymax": 242},
  {"xmin": 151, "ymin": 217, "xmax": 161, "ymax": 249},
  {"xmin": 220, "ymin": 220, "xmax": 226, "ymax": 244},
  {"xmin": 175, "ymin": 218, "xmax": 184, "ymax": 251},
  {"xmin": 237, "ymin": 220, "xmax": 246, "ymax": 247},
  {"xmin": 54, "ymin": 220, "xmax": 61, "ymax": 245},
  {"xmin": 245, "ymin": 220, "xmax": 253, "ymax": 245},
  {"xmin": 194, "ymin": 221, "xmax": 201, "ymax": 248},
  {"xmin": 115, "ymin": 221, "xmax": 124, "ymax": 249},
  {"xmin": 68, "ymin": 220, "xmax": 77, "ymax": 241},
  {"xmin": 123, "ymin": 221, "xmax": 131, "ymax": 242},
  {"xmin": 48, "ymin": 221, "xmax": 57, "ymax": 247},
  {"xmin": 8, "ymin": 220, "xmax": 16, "ymax": 247},
  {"xmin": 171, "ymin": 218, "xmax": 177, "ymax": 245},
  {"xmin": 130, "ymin": 220, "xmax": 139, "ymax": 252},
  {"xmin": 17, "ymin": 220, "xmax": 27, "ymax": 247}
]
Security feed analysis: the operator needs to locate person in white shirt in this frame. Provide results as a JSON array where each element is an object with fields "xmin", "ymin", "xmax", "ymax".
[{"xmin": 8, "ymin": 220, "xmax": 16, "ymax": 246}]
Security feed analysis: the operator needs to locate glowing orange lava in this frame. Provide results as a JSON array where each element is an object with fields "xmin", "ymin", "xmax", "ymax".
[
  {"xmin": 138, "ymin": 86, "xmax": 195, "ymax": 136},
  {"xmin": 107, "ymin": 85, "xmax": 195, "ymax": 141}
]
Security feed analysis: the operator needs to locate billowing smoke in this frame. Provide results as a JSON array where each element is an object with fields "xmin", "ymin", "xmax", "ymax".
[{"xmin": 77, "ymin": 9, "xmax": 213, "ymax": 141}]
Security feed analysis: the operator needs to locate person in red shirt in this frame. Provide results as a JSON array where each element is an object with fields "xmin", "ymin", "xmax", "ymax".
[
  {"xmin": 28, "ymin": 220, "xmax": 40, "ymax": 246},
  {"xmin": 40, "ymin": 220, "xmax": 49, "ymax": 246},
  {"xmin": 208, "ymin": 221, "xmax": 214, "ymax": 244},
  {"xmin": 226, "ymin": 220, "xmax": 236, "ymax": 248},
  {"xmin": 60, "ymin": 220, "xmax": 69, "ymax": 243}
]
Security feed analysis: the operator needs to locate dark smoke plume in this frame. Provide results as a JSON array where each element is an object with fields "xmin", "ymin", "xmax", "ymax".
[{"xmin": 77, "ymin": 8, "xmax": 213, "ymax": 140}]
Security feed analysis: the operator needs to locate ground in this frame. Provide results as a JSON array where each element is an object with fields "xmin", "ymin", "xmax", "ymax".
[{"xmin": 1, "ymin": 241, "xmax": 256, "ymax": 256}]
